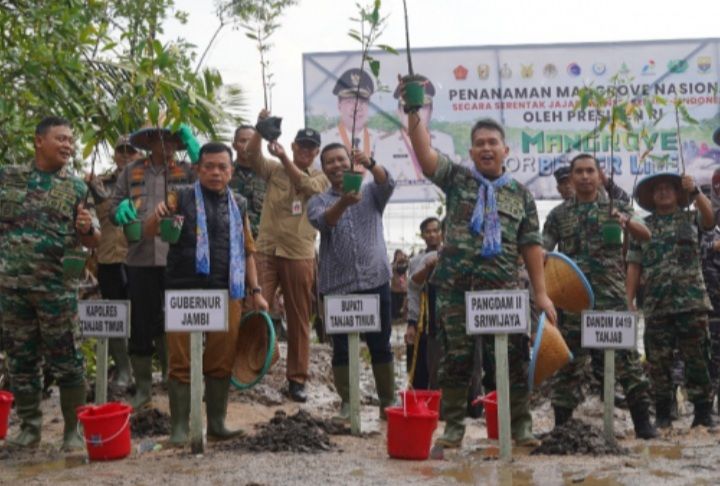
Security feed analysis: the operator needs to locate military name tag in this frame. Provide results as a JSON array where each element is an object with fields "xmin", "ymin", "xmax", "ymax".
[
  {"xmin": 79, "ymin": 300, "xmax": 131, "ymax": 338},
  {"xmin": 581, "ymin": 311, "xmax": 638, "ymax": 349},
  {"xmin": 465, "ymin": 290, "xmax": 530, "ymax": 335}
]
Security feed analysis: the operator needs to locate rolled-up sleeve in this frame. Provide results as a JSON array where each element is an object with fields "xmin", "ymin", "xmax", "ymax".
[
  {"xmin": 369, "ymin": 168, "xmax": 395, "ymax": 211},
  {"xmin": 307, "ymin": 193, "xmax": 332, "ymax": 232}
]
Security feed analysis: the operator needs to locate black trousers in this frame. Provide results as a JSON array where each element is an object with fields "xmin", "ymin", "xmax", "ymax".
[
  {"xmin": 97, "ymin": 263, "xmax": 127, "ymax": 300},
  {"xmin": 126, "ymin": 266, "xmax": 165, "ymax": 356}
]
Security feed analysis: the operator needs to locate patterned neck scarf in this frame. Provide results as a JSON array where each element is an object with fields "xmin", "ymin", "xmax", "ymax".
[
  {"xmin": 194, "ymin": 181, "xmax": 245, "ymax": 299},
  {"xmin": 469, "ymin": 168, "xmax": 512, "ymax": 258}
]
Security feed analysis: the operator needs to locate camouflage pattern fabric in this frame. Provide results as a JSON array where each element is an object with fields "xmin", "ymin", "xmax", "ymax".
[
  {"xmin": 230, "ymin": 164, "xmax": 267, "ymax": 239},
  {"xmin": 428, "ymin": 154, "xmax": 541, "ymax": 431},
  {"xmin": 543, "ymin": 191, "xmax": 652, "ymax": 410},
  {"xmin": 699, "ymin": 227, "xmax": 720, "ymax": 390},
  {"xmin": 0, "ymin": 164, "xmax": 95, "ymax": 290},
  {"xmin": 644, "ymin": 312, "xmax": 713, "ymax": 405},
  {"xmin": 627, "ymin": 210, "xmax": 711, "ymax": 316}
]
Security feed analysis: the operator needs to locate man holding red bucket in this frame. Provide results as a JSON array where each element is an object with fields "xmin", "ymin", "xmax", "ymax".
[
  {"xmin": 146, "ymin": 142, "xmax": 268, "ymax": 445},
  {"xmin": 0, "ymin": 116, "xmax": 100, "ymax": 450},
  {"xmin": 399, "ymin": 78, "xmax": 557, "ymax": 453}
]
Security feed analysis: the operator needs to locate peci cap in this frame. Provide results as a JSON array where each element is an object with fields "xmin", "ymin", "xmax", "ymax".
[
  {"xmin": 294, "ymin": 128, "xmax": 321, "ymax": 147},
  {"xmin": 333, "ymin": 68, "xmax": 374, "ymax": 99}
]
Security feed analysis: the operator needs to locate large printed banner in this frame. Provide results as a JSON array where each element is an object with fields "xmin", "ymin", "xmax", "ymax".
[{"xmin": 303, "ymin": 38, "xmax": 720, "ymax": 202}]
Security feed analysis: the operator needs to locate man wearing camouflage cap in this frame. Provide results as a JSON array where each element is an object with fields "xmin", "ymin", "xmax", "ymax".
[
  {"xmin": 0, "ymin": 116, "xmax": 100, "ymax": 450},
  {"xmin": 320, "ymin": 68, "xmax": 381, "ymax": 167}
]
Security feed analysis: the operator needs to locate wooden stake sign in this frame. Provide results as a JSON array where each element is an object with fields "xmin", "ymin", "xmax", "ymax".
[
  {"xmin": 166, "ymin": 289, "xmax": 229, "ymax": 454},
  {"xmin": 466, "ymin": 290, "xmax": 529, "ymax": 461},
  {"xmin": 324, "ymin": 294, "xmax": 380, "ymax": 435},
  {"xmin": 79, "ymin": 300, "xmax": 131, "ymax": 405}
]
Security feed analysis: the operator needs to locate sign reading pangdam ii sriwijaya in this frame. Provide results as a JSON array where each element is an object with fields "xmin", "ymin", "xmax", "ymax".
[{"xmin": 303, "ymin": 38, "xmax": 720, "ymax": 202}]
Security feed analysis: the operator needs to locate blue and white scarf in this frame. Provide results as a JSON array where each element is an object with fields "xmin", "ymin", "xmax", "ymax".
[
  {"xmin": 194, "ymin": 181, "xmax": 245, "ymax": 299},
  {"xmin": 469, "ymin": 168, "xmax": 512, "ymax": 258}
]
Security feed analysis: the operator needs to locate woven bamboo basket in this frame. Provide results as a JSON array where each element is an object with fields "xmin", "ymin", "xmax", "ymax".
[
  {"xmin": 528, "ymin": 313, "xmax": 573, "ymax": 391},
  {"xmin": 232, "ymin": 310, "xmax": 280, "ymax": 389},
  {"xmin": 544, "ymin": 252, "xmax": 594, "ymax": 313}
]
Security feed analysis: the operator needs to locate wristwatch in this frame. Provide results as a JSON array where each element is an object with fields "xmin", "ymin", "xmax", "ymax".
[
  {"xmin": 366, "ymin": 157, "xmax": 377, "ymax": 171},
  {"xmin": 250, "ymin": 287, "xmax": 262, "ymax": 296}
]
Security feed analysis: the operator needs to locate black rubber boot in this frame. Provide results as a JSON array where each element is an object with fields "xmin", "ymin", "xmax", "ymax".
[
  {"xmin": 655, "ymin": 401, "xmax": 673, "ymax": 429},
  {"xmin": 691, "ymin": 402, "xmax": 717, "ymax": 429},
  {"xmin": 553, "ymin": 406, "xmax": 573, "ymax": 428},
  {"xmin": 669, "ymin": 386, "xmax": 679, "ymax": 420},
  {"xmin": 630, "ymin": 403, "xmax": 659, "ymax": 440}
]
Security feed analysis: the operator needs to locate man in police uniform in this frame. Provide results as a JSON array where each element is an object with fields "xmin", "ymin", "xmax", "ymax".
[
  {"xmin": 373, "ymin": 75, "xmax": 457, "ymax": 201},
  {"xmin": 320, "ymin": 68, "xmax": 381, "ymax": 174},
  {"xmin": 111, "ymin": 125, "xmax": 196, "ymax": 409},
  {"xmin": 86, "ymin": 135, "xmax": 141, "ymax": 388},
  {"xmin": 0, "ymin": 116, "xmax": 100, "ymax": 450}
]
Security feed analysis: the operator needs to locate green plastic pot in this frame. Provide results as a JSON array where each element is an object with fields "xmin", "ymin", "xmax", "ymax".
[
  {"xmin": 402, "ymin": 75, "xmax": 426, "ymax": 114},
  {"xmin": 123, "ymin": 220, "xmax": 142, "ymax": 243},
  {"xmin": 342, "ymin": 171, "xmax": 363, "ymax": 193},
  {"xmin": 63, "ymin": 248, "xmax": 88, "ymax": 280},
  {"xmin": 160, "ymin": 215, "xmax": 184, "ymax": 244},
  {"xmin": 601, "ymin": 221, "xmax": 623, "ymax": 247}
]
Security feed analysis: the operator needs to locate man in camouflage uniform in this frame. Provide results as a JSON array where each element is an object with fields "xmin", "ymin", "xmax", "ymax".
[
  {"xmin": 699, "ymin": 190, "xmax": 720, "ymax": 410},
  {"xmin": 543, "ymin": 153, "xmax": 657, "ymax": 439},
  {"xmin": 230, "ymin": 125, "xmax": 266, "ymax": 239},
  {"xmin": 0, "ymin": 116, "xmax": 100, "ymax": 450},
  {"xmin": 627, "ymin": 173, "xmax": 716, "ymax": 429},
  {"xmin": 111, "ymin": 126, "xmax": 196, "ymax": 409},
  {"xmin": 402, "ymin": 82, "xmax": 557, "ymax": 451},
  {"xmin": 86, "ymin": 135, "xmax": 141, "ymax": 388}
]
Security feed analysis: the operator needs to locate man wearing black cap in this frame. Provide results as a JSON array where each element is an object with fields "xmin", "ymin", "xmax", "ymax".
[
  {"xmin": 320, "ymin": 68, "xmax": 380, "ymax": 166},
  {"xmin": 110, "ymin": 125, "xmax": 197, "ymax": 409},
  {"xmin": 553, "ymin": 166, "xmax": 573, "ymax": 201},
  {"xmin": 374, "ymin": 74, "xmax": 456, "ymax": 198},
  {"xmin": 247, "ymin": 110, "xmax": 330, "ymax": 402}
]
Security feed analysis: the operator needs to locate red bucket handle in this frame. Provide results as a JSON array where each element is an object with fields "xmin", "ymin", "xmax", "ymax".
[{"xmin": 77, "ymin": 414, "xmax": 131, "ymax": 446}]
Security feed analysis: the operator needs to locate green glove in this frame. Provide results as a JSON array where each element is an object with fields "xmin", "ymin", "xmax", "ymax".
[
  {"xmin": 115, "ymin": 198, "xmax": 138, "ymax": 225},
  {"xmin": 177, "ymin": 123, "xmax": 200, "ymax": 164}
]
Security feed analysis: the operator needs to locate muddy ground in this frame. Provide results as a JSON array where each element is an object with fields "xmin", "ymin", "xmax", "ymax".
[{"xmin": 2, "ymin": 331, "xmax": 720, "ymax": 485}]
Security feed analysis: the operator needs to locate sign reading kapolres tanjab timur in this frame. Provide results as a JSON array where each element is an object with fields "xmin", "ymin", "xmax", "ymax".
[{"xmin": 303, "ymin": 38, "xmax": 720, "ymax": 202}]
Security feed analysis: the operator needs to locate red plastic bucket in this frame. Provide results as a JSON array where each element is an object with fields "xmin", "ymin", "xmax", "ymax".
[
  {"xmin": 399, "ymin": 389, "xmax": 442, "ymax": 414},
  {"xmin": 0, "ymin": 391, "xmax": 13, "ymax": 439},
  {"xmin": 480, "ymin": 391, "xmax": 498, "ymax": 440},
  {"xmin": 77, "ymin": 402, "xmax": 132, "ymax": 460},
  {"xmin": 385, "ymin": 405, "xmax": 438, "ymax": 460}
]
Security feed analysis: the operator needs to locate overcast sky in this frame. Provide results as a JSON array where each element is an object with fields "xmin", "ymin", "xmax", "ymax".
[{"xmin": 165, "ymin": 0, "xmax": 719, "ymax": 147}]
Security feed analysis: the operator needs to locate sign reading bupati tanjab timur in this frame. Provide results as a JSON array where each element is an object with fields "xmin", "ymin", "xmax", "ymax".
[
  {"xmin": 324, "ymin": 294, "xmax": 381, "ymax": 334},
  {"xmin": 165, "ymin": 290, "xmax": 228, "ymax": 332},
  {"xmin": 304, "ymin": 38, "xmax": 720, "ymax": 202},
  {"xmin": 78, "ymin": 300, "xmax": 131, "ymax": 338},
  {"xmin": 581, "ymin": 311, "xmax": 638, "ymax": 349},
  {"xmin": 465, "ymin": 290, "xmax": 530, "ymax": 335}
]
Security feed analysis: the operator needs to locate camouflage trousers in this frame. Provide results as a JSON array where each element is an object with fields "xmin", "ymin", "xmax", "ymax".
[
  {"xmin": 437, "ymin": 286, "xmax": 530, "ymax": 413},
  {"xmin": 551, "ymin": 312, "xmax": 652, "ymax": 410},
  {"xmin": 645, "ymin": 312, "xmax": 713, "ymax": 405},
  {"xmin": 709, "ymin": 318, "xmax": 720, "ymax": 390},
  {"xmin": 0, "ymin": 287, "xmax": 85, "ymax": 394}
]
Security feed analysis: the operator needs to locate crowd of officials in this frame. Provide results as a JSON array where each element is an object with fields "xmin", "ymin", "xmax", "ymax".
[{"xmin": 2, "ymin": 77, "xmax": 720, "ymax": 453}]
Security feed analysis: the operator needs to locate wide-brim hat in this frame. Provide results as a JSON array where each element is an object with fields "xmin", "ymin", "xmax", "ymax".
[
  {"xmin": 634, "ymin": 172, "xmax": 689, "ymax": 212},
  {"xmin": 528, "ymin": 313, "xmax": 573, "ymax": 391},
  {"xmin": 545, "ymin": 252, "xmax": 594, "ymax": 313},
  {"xmin": 129, "ymin": 127, "xmax": 186, "ymax": 151},
  {"xmin": 231, "ymin": 310, "xmax": 279, "ymax": 390}
]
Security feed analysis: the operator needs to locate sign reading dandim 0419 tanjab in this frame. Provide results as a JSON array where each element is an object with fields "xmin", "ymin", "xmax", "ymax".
[{"xmin": 303, "ymin": 38, "xmax": 720, "ymax": 202}]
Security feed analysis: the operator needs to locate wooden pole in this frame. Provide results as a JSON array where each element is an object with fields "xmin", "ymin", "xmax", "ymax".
[
  {"xmin": 348, "ymin": 332, "xmax": 361, "ymax": 436},
  {"xmin": 603, "ymin": 349, "xmax": 616, "ymax": 443},
  {"xmin": 190, "ymin": 332, "xmax": 204, "ymax": 454},
  {"xmin": 95, "ymin": 337, "xmax": 108, "ymax": 405},
  {"xmin": 495, "ymin": 334, "xmax": 512, "ymax": 461}
]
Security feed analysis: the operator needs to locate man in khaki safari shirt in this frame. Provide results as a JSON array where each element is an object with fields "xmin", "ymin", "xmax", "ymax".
[{"xmin": 247, "ymin": 110, "xmax": 329, "ymax": 402}]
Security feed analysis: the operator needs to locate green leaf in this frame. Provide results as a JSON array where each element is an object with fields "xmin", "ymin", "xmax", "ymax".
[
  {"xmin": 148, "ymin": 100, "xmax": 160, "ymax": 125},
  {"xmin": 369, "ymin": 59, "xmax": 380, "ymax": 77}
]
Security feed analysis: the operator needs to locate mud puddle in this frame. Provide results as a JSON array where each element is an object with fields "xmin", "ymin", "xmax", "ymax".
[{"xmin": 532, "ymin": 419, "xmax": 628, "ymax": 456}]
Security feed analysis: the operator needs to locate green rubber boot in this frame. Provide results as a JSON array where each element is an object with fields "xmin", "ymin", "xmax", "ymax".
[
  {"xmin": 109, "ymin": 338, "xmax": 132, "ymax": 388},
  {"xmin": 60, "ymin": 385, "xmax": 86, "ymax": 451},
  {"xmin": 372, "ymin": 362, "xmax": 396, "ymax": 420},
  {"xmin": 6, "ymin": 391, "xmax": 42, "ymax": 448},
  {"xmin": 154, "ymin": 336, "xmax": 168, "ymax": 385},
  {"xmin": 434, "ymin": 387, "xmax": 468, "ymax": 449},
  {"xmin": 129, "ymin": 355, "xmax": 153, "ymax": 410},
  {"xmin": 511, "ymin": 393, "xmax": 539, "ymax": 447},
  {"xmin": 331, "ymin": 366, "xmax": 351, "ymax": 423},
  {"xmin": 205, "ymin": 376, "xmax": 244, "ymax": 441},
  {"xmin": 167, "ymin": 378, "xmax": 190, "ymax": 446}
]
